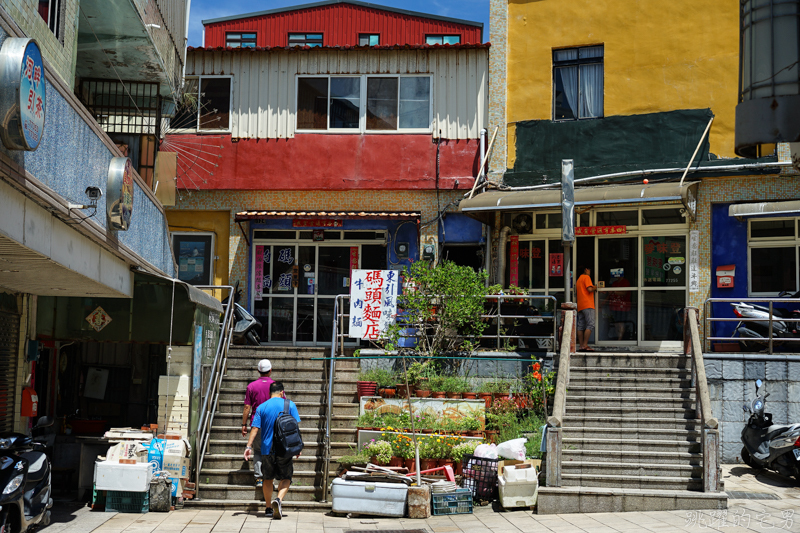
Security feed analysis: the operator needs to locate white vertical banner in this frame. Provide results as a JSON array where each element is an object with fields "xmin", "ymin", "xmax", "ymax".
[
  {"xmin": 349, "ymin": 269, "xmax": 399, "ymax": 340},
  {"xmin": 689, "ymin": 230, "xmax": 700, "ymax": 293}
]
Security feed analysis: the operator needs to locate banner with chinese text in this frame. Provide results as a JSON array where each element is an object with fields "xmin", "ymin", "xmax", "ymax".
[
  {"xmin": 349, "ymin": 270, "xmax": 399, "ymax": 340},
  {"xmin": 575, "ymin": 225, "xmax": 627, "ymax": 236},
  {"xmin": 509, "ymin": 236, "xmax": 519, "ymax": 286}
]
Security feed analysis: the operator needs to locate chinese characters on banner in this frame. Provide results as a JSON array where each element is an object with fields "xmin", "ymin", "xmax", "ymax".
[
  {"xmin": 689, "ymin": 230, "xmax": 700, "ymax": 293},
  {"xmin": 349, "ymin": 270, "xmax": 399, "ymax": 340},
  {"xmin": 292, "ymin": 219, "xmax": 343, "ymax": 228},
  {"xmin": 549, "ymin": 253, "xmax": 563, "ymax": 277},
  {"xmin": 348, "ymin": 247, "xmax": 359, "ymax": 288},
  {"xmin": 254, "ymin": 246, "xmax": 265, "ymax": 301},
  {"xmin": 20, "ymin": 42, "xmax": 45, "ymax": 150},
  {"xmin": 575, "ymin": 225, "xmax": 627, "ymax": 236},
  {"xmin": 509, "ymin": 236, "xmax": 519, "ymax": 287}
]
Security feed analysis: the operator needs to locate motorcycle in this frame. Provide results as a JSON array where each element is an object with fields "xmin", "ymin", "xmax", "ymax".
[
  {"xmin": 741, "ymin": 379, "xmax": 800, "ymax": 482},
  {"xmin": 730, "ymin": 299, "xmax": 800, "ymax": 352},
  {"xmin": 223, "ymin": 281, "xmax": 262, "ymax": 346},
  {"xmin": 0, "ymin": 416, "xmax": 55, "ymax": 533}
]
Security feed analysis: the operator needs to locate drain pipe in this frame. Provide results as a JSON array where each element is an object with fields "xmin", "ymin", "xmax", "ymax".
[
  {"xmin": 480, "ymin": 128, "xmax": 490, "ymax": 285},
  {"xmin": 497, "ymin": 226, "xmax": 512, "ymax": 287}
]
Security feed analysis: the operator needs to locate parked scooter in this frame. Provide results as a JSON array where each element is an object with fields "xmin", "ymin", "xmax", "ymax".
[
  {"xmin": 222, "ymin": 281, "xmax": 262, "ymax": 346},
  {"xmin": 0, "ymin": 416, "xmax": 54, "ymax": 533},
  {"xmin": 730, "ymin": 300, "xmax": 800, "ymax": 352},
  {"xmin": 741, "ymin": 379, "xmax": 800, "ymax": 482}
]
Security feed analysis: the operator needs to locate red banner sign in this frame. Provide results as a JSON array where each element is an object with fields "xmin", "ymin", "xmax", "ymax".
[
  {"xmin": 549, "ymin": 253, "xmax": 563, "ymax": 277},
  {"xmin": 575, "ymin": 225, "xmax": 627, "ymax": 236},
  {"xmin": 292, "ymin": 219, "xmax": 343, "ymax": 228},
  {"xmin": 509, "ymin": 236, "xmax": 519, "ymax": 287},
  {"xmin": 349, "ymin": 247, "xmax": 359, "ymax": 287}
]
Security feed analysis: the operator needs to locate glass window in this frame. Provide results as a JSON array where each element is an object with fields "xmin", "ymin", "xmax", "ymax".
[
  {"xmin": 289, "ymin": 33, "xmax": 323, "ymax": 47},
  {"xmin": 367, "ymin": 77, "xmax": 398, "ymax": 130},
  {"xmin": 399, "ymin": 77, "xmax": 431, "ymax": 129},
  {"xmin": 359, "ymin": 34, "xmax": 380, "ymax": 46},
  {"xmin": 38, "ymin": 0, "xmax": 62, "ymax": 40},
  {"xmin": 535, "ymin": 213, "xmax": 563, "ymax": 230},
  {"xmin": 172, "ymin": 234, "xmax": 213, "ymax": 285},
  {"xmin": 642, "ymin": 291, "xmax": 685, "ymax": 341},
  {"xmin": 751, "ymin": 219, "xmax": 796, "ymax": 239},
  {"xmin": 597, "ymin": 288, "xmax": 638, "ymax": 342},
  {"xmin": 596, "ymin": 210, "xmax": 637, "ymax": 227},
  {"xmin": 330, "ymin": 77, "xmax": 360, "ymax": 129},
  {"xmin": 297, "ymin": 78, "xmax": 329, "ymax": 130},
  {"xmin": 597, "ymin": 237, "xmax": 638, "ymax": 286},
  {"xmin": 426, "ymin": 35, "xmax": 461, "ymax": 45},
  {"xmin": 579, "ymin": 212, "xmax": 590, "ymax": 226},
  {"xmin": 226, "ymin": 32, "xmax": 257, "ymax": 48},
  {"xmin": 642, "ymin": 236, "xmax": 686, "ymax": 287},
  {"xmin": 199, "ymin": 78, "xmax": 232, "ymax": 130},
  {"xmin": 642, "ymin": 208, "xmax": 686, "ymax": 225},
  {"xmin": 553, "ymin": 45, "xmax": 604, "ymax": 120},
  {"xmin": 361, "ymin": 245, "xmax": 386, "ymax": 269},
  {"xmin": 751, "ymin": 247, "xmax": 797, "ymax": 293},
  {"xmin": 254, "ymin": 231, "xmax": 296, "ymax": 240}
]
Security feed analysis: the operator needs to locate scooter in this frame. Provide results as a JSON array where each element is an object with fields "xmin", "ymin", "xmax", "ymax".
[
  {"xmin": 0, "ymin": 416, "xmax": 54, "ymax": 533},
  {"xmin": 730, "ymin": 301, "xmax": 800, "ymax": 352},
  {"xmin": 741, "ymin": 379, "xmax": 800, "ymax": 482},
  {"xmin": 223, "ymin": 281, "xmax": 262, "ymax": 346}
]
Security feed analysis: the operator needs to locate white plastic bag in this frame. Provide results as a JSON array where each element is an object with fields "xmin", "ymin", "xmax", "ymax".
[
  {"xmin": 496, "ymin": 438, "xmax": 527, "ymax": 460},
  {"xmin": 473, "ymin": 443, "xmax": 498, "ymax": 459}
]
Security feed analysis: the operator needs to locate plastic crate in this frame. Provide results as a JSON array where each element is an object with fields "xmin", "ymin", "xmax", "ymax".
[
  {"xmin": 105, "ymin": 490, "xmax": 149, "ymax": 513},
  {"xmin": 432, "ymin": 488, "xmax": 473, "ymax": 515},
  {"xmin": 461, "ymin": 455, "xmax": 498, "ymax": 500},
  {"xmin": 91, "ymin": 485, "xmax": 106, "ymax": 510}
]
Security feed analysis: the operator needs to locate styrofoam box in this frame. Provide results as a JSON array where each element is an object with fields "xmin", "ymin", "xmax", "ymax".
[
  {"xmin": 498, "ymin": 475, "xmax": 538, "ymax": 509},
  {"xmin": 331, "ymin": 478, "xmax": 408, "ymax": 517},
  {"xmin": 95, "ymin": 461, "xmax": 153, "ymax": 492},
  {"xmin": 158, "ymin": 375, "xmax": 190, "ymax": 397},
  {"xmin": 502, "ymin": 465, "xmax": 537, "ymax": 483}
]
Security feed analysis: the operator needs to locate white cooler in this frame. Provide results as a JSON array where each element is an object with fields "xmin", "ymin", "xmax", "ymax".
[
  {"xmin": 331, "ymin": 477, "xmax": 408, "ymax": 517},
  {"xmin": 95, "ymin": 461, "xmax": 153, "ymax": 492},
  {"xmin": 498, "ymin": 464, "xmax": 538, "ymax": 509}
]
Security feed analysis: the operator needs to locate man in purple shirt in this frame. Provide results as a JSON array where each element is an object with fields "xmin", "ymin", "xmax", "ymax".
[{"xmin": 242, "ymin": 359, "xmax": 274, "ymax": 487}]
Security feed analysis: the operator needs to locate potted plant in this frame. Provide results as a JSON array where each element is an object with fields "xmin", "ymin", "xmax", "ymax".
[
  {"xmin": 429, "ymin": 375, "xmax": 447, "ymax": 399},
  {"xmin": 461, "ymin": 414, "xmax": 482, "ymax": 437},
  {"xmin": 443, "ymin": 376, "xmax": 467, "ymax": 399},
  {"xmin": 451, "ymin": 441, "xmax": 479, "ymax": 476},
  {"xmin": 336, "ymin": 451, "xmax": 370, "ymax": 476},
  {"xmin": 478, "ymin": 382, "xmax": 494, "ymax": 408},
  {"xmin": 418, "ymin": 438, "xmax": 438, "ymax": 471},
  {"xmin": 357, "ymin": 412, "xmax": 376, "ymax": 430},
  {"xmin": 356, "ymin": 369, "xmax": 379, "ymax": 399},
  {"xmin": 364, "ymin": 439, "xmax": 392, "ymax": 466},
  {"xmin": 371, "ymin": 369, "xmax": 396, "ymax": 398},
  {"xmin": 394, "ymin": 434, "xmax": 416, "ymax": 471},
  {"xmin": 415, "ymin": 379, "xmax": 432, "ymax": 398},
  {"xmin": 462, "ymin": 380, "xmax": 478, "ymax": 400}
]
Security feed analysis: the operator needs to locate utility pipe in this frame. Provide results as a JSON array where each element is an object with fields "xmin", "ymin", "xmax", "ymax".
[
  {"xmin": 680, "ymin": 116, "xmax": 714, "ymax": 186},
  {"xmin": 468, "ymin": 126, "xmax": 499, "ymax": 199},
  {"xmin": 496, "ymin": 226, "xmax": 512, "ymax": 287}
]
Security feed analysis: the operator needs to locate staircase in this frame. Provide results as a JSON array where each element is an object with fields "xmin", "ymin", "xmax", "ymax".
[
  {"xmin": 186, "ymin": 346, "xmax": 359, "ymax": 512},
  {"xmin": 537, "ymin": 352, "xmax": 728, "ymax": 514}
]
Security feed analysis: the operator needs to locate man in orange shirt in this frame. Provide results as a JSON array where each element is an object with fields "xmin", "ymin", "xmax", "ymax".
[{"xmin": 576, "ymin": 266, "xmax": 596, "ymax": 351}]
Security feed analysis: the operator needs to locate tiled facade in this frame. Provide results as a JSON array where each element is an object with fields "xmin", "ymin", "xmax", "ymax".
[{"xmin": 487, "ymin": 0, "xmax": 507, "ymax": 184}]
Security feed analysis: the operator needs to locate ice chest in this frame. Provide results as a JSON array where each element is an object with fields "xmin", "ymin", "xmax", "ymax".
[
  {"xmin": 331, "ymin": 478, "xmax": 408, "ymax": 517},
  {"xmin": 95, "ymin": 461, "xmax": 153, "ymax": 492},
  {"xmin": 498, "ymin": 464, "xmax": 538, "ymax": 509}
]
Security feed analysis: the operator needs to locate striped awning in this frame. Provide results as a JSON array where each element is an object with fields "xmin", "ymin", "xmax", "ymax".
[{"xmin": 235, "ymin": 210, "xmax": 420, "ymax": 222}]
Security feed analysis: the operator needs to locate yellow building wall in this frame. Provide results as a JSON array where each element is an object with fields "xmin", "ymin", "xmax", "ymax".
[
  {"xmin": 166, "ymin": 211, "xmax": 230, "ymax": 292},
  {"xmin": 506, "ymin": 0, "xmax": 739, "ymax": 169}
]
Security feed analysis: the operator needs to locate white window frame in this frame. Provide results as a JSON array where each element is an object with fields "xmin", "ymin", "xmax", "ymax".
[
  {"xmin": 172, "ymin": 75, "xmax": 234, "ymax": 133},
  {"xmin": 747, "ymin": 217, "xmax": 800, "ymax": 297},
  {"xmin": 295, "ymin": 74, "xmax": 434, "ymax": 134}
]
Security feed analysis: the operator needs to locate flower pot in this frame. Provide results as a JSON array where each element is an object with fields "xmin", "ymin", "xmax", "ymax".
[
  {"xmin": 467, "ymin": 430, "xmax": 483, "ymax": 437},
  {"xmin": 485, "ymin": 430, "xmax": 498, "ymax": 444},
  {"xmin": 446, "ymin": 392, "xmax": 462, "ymax": 399},
  {"xmin": 420, "ymin": 458, "xmax": 437, "ymax": 471},
  {"xmin": 380, "ymin": 388, "xmax": 396, "ymax": 398},
  {"xmin": 422, "ymin": 429, "xmax": 433, "ymax": 434},
  {"xmin": 513, "ymin": 393, "xmax": 531, "ymax": 409},
  {"xmin": 396, "ymin": 384, "xmax": 410, "ymax": 399},
  {"xmin": 415, "ymin": 389, "xmax": 431, "ymax": 398},
  {"xmin": 404, "ymin": 458, "xmax": 416, "ymax": 472},
  {"xmin": 389, "ymin": 456, "xmax": 403, "ymax": 467},
  {"xmin": 438, "ymin": 459, "xmax": 455, "ymax": 469},
  {"xmin": 493, "ymin": 392, "xmax": 511, "ymax": 402},
  {"xmin": 454, "ymin": 461, "xmax": 463, "ymax": 476},
  {"xmin": 478, "ymin": 392, "xmax": 492, "ymax": 408},
  {"xmin": 463, "ymin": 392, "xmax": 478, "ymax": 400},
  {"xmin": 370, "ymin": 455, "xmax": 387, "ymax": 466},
  {"xmin": 357, "ymin": 381, "xmax": 378, "ymax": 399},
  {"xmin": 431, "ymin": 391, "xmax": 446, "ymax": 399}
]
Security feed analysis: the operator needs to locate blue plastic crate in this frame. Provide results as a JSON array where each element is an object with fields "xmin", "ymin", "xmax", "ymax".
[
  {"xmin": 105, "ymin": 490, "xmax": 149, "ymax": 513},
  {"xmin": 431, "ymin": 488, "xmax": 473, "ymax": 516}
]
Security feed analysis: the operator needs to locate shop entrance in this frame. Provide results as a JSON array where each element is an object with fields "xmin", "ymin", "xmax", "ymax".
[{"xmin": 252, "ymin": 231, "xmax": 386, "ymax": 345}]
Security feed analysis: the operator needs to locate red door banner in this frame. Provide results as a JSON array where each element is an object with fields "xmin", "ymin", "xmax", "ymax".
[
  {"xmin": 349, "ymin": 247, "xmax": 359, "ymax": 287},
  {"xmin": 549, "ymin": 253, "xmax": 563, "ymax": 277},
  {"xmin": 509, "ymin": 236, "xmax": 519, "ymax": 286}
]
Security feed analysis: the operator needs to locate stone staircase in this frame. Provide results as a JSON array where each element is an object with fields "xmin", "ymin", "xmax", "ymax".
[
  {"xmin": 186, "ymin": 346, "xmax": 359, "ymax": 512},
  {"xmin": 537, "ymin": 352, "xmax": 728, "ymax": 513}
]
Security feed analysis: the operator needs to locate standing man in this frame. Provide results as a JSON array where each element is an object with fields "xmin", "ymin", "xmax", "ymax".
[
  {"xmin": 244, "ymin": 382, "xmax": 301, "ymax": 519},
  {"xmin": 242, "ymin": 359, "xmax": 274, "ymax": 488},
  {"xmin": 576, "ymin": 266, "xmax": 596, "ymax": 351}
]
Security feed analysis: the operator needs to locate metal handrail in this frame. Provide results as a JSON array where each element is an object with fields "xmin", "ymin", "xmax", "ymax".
[
  {"xmin": 321, "ymin": 295, "xmax": 343, "ymax": 502},
  {"xmin": 193, "ymin": 285, "xmax": 235, "ymax": 498},
  {"xmin": 703, "ymin": 297, "xmax": 800, "ymax": 354}
]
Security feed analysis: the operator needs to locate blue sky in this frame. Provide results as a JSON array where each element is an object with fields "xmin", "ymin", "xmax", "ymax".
[{"xmin": 186, "ymin": 0, "xmax": 490, "ymax": 47}]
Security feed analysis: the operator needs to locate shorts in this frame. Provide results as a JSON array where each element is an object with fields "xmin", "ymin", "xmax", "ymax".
[
  {"xmin": 577, "ymin": 308, "xmax": 595, "ymax": 331},
  {"xmin": 260, "ymin": 453, "xmax": 294, "ymax": 481}
]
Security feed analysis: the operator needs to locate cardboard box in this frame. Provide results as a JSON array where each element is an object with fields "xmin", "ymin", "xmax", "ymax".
[
  {"xmin": 106, "ymin": 442, "xmax": 149, "ymax": 463},
  {"xmin": 147, "ymin": 438, "xmax": 165, "ymax": 471},
  {"xmin": 169, "ymin": 477, "xmax": 184, "ymax": 497},
  {"xmin": 498, "ymin": 459, "xmax": 540, "ymax": 477},
  {"xmin": 163, "ymin": 455, "xmax": 191, "ymax": 478}
]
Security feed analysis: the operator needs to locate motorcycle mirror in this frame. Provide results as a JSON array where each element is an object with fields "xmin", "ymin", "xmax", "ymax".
[{"xmin": 35, "ymin": 416, "xmax": 54, "ymax": 429}]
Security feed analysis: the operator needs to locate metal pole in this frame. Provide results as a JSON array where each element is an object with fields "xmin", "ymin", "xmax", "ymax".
[
  {"xmin": 564, "ymin": 244, "xmax": 572, "ymax": 304},
  {"xmin": 768, "ymin": 301, "xmax": 774, "ymax": 355},
  {"xmin": 561, "ymin": 160, "xmax": 575, "ymax": 303}
]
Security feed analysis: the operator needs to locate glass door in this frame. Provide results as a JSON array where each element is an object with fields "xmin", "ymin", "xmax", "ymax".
[
  {"xmin": 640, "ymin": 235, "xmax": 687, "ymax": 348},
  {"xmin": 595, "ymin": 236, "xmax": 639, "ymax": 345}
]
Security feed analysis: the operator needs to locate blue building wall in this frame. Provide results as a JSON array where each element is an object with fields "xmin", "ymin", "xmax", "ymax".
[
  {"xmin": 710, "ymin": 203, "xmax": 748, "ymax": 339},
  {"xmin": 439, "ymin": 213, "xmax": 484, "ymax": 244}
]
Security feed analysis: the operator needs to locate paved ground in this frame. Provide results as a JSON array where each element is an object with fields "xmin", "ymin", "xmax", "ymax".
[{"xmin": 42, "ymin": 465, "xmax": 800, "ymax": 533}]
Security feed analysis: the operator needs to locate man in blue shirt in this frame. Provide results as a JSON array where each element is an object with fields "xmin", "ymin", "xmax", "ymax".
[{"xmin": 244, "ymin": 381, "xmax": 301, "ymax": 519}]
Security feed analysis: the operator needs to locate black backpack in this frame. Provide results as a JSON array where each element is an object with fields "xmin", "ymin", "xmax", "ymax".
[{"xmin": 272, "ymin": 398, "xmax": 304, "ymax": 459}]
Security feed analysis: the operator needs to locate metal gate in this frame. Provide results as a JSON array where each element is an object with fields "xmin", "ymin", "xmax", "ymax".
[{"xmin": 0, "ymin": 310, "xmax": 20, "ymax": 432}]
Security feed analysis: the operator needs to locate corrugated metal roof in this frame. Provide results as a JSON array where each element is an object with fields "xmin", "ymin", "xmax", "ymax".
[
  {"xmin": 188, "ymin": 43, "xmax": 490, "ymax": 52},
  {"xmin": 236, "ymin": 210, "xmax": 420, "ymax": 221}
]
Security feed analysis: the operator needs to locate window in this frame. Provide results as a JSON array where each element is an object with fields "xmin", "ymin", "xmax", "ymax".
[
  {"xmin": 426, "ymin": 35, "xmax": 461, "ymax": 45},
  {"xmin": 749, "ymin": 218, "xmax": 800, "ymax": 295},
  {"xmin": 359, "ymin": 34, "xmax": 380, "ymax": 46},
  {"xmin": 38, "ymin": 0, "xmax": 63, "ymax": 40},
  {"xmin": 289, "ymin": 33, "xmax": 323, "ymax": 47},
  {"xmin": 172, "ymin": 233, "xmax": 214, "ymax": 286},
  {"xmin": 226, "ymin": 32, "xmax": 257, "ymax": 48},
  {"xmin": 171, "ymin": 76, "xmax": 232, "ymax": 131},
  {"xmin": 553, "ymin": 45, "xmax": 604, "ymax": 120},
  {"xmin": 296, "ymin": 75, "xmax": 431, "ymax": 132}
]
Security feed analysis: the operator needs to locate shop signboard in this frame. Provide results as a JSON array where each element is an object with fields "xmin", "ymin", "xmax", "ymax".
[
  {"xmin": 575, "ymin": 225, "xmax": 627, "ymax": 236},
  {"xmin": 549, "ymin": 253, "xmax": 563, "ymax": 276},
  {"xmin": 107, "ymin": 157, "xmax": 134, "ymax": 231},
  {"xmin": 689, "ymin": 230, "xmax": 700, "ymax": 292},
  {"xmin": 254, "ymin": 245, "xmax": 265, "ymax": 301},
  {"xmin": 292, "ymin": 219, "xmax": 343, "ymax": 228},
  {"xmin": 348, "ymin": 247, "xmax": 359, "ymax": 287},
  {"xmin": 0, "ymin": 38, "xmax": 46, "ymax": 151},
  {"xmin": 509, "ymin": 236, "xmax": 519, "ymax": 286},
  {"xmin": 349, "ymin": 269, "xmax": 399, "ymax": 340}
]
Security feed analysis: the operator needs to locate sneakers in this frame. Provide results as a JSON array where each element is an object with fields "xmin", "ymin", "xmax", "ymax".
[
  {"xmin": 271, "ymin": 498, "xmax": 282, "ymax": 520},
  {"xmin": 255, "ymin": 478, "xmax": 263, "ymax": 488},
  {"xmin": 264, "ymin": 507, "xmax": 273, "ymax": 518}
]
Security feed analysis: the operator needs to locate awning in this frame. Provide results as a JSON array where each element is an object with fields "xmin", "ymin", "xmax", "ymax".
[
  {"xmin": 459, "ymin": 181, "xmax": 699, "ymax": 223},
  {"xmin": 729, "ymin": 200, "xmax": 800, "ymax": 218},
  {"xmin": 235, "ymin": 210, "xmax": 420, "ymax": 222}
]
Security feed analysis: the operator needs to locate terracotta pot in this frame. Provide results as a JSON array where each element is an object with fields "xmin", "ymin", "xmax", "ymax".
[
  {"xmin": 396, "ymin": 384, "xmax": 410, "ymax": 399},
  {"xmin": 446, "ymin": 392, "xmax": 462, "ymax": 399},
  {"xmin": 438, "ymin": 459, "xmax": 455, "ymax": 470},
  {"xmin": 420, "ymin": 458, "xmax": 437, "ymax": 471},
  {"xmin": 422, "ymin": 428, "xmax": 433, "ymax": 434},
  {"xmin": 389, "ymin": 456, "xmax": 403, "ymax": 467},
  {"xmin": 463, "ymin": 392, "xmax": 478, "ymax": 400},
  {"xmin": 357, "ymin": 381, "xmax": 378, "ymax": 399},
  {"xmin": 454, "ymin": 461, "xmax": 463, "ymax": 476},
  {"xmin": 404, "ymin": 458, "xmax": 416, "ymax": 472},
  {"xmin": 370, "ymin": 455, "xmax": 387, "ymax": 466},
  {"xmin": 478, "ymin": 392, "xmax": 492, "ymax": 408},
  {"xmin": 415, "ymin": 389, "xmax": 431, "ymax": 398},
  {"xmin": 467, "ymin": 430, "xmax": 483, "ymax": 437},
  {"xmin": 431, "ymin": 391, "xmax": 446, "ymax": 399},
  {"xmin": 493, "ymin": 392, "xmax": 511, "ymax": 402},
  {"xmin": 380, "ymin": 388, "xmax": 396, "ymax": 398},
  {"xmin": 485, "ymin": 430, "xmax": 498, "ymax": 444}
]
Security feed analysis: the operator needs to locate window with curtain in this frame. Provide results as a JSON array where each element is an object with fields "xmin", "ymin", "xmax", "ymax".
[{"xmin": 553, "ymin": 45, "xmax": 604, "ymax": 120}]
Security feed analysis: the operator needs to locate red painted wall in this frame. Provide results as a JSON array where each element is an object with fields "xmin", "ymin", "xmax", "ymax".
[
  {"xmin": 167, "ymin": 134, "xmax": 480, "ymax": 191},
  {"xmin": 204, "ymin": 3, "xmax": 482, "ymax": 48}
]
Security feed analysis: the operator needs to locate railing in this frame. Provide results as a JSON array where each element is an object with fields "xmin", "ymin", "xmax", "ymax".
[
  {"xmin": 544, "ymin": 308, "xmax": 575, "ymax": 487},
  {"xmin": 193, "ymin": 285, "xmax": 235, "ymax": 499},
  {"xmin": 703, "ymin": 297, "xmax": 800, "ymax": 354},
  {"xmin": 683, "ymin": 307, "xmax": 720, "ymax": 492}
]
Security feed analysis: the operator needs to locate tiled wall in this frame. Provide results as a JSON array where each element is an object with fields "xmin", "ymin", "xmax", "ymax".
[{"xmin": 488, "ymin": 0, "xmax": 507, "ymax": 184}]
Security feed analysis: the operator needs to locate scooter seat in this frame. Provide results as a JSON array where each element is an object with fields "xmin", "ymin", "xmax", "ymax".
[
  {"xmin": 765, "ymin": 424, "xmax": 798, "ymax": 441},
  {"xmin": 20, "ymin": 452, "xmax": 47, "ymax": 483}
]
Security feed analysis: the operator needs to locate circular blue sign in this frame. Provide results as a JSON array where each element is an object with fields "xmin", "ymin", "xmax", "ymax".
[{"xmin": 19, "ymin": 41, "xmax": 46, "ymax": 150}]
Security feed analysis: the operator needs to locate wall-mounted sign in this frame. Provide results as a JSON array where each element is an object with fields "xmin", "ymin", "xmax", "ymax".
[
  {"xmin": 86, "ymin": 306, "xmax": 112, "ymax": 332},
  {"xmin": 509, "ymin": 235, "xmax": 519, "ymax": 286},
  {"xmin": 575, "ymin": 225, "xmax": 627, "ymax": 236},
  {"xmin": 292, "ymin": 219, "xmax": 343, "ymax": 228},
  {"xmin": 0, "ymin": 38, "xmax": 46, "ymax": 151},
  {"xmin": 107, "ymin": 157, "xmax": 134, "ymax": 231},
  {"xmin": 349, "ymin": 269, "xmax": 399, "ymax": 340},
  {"xmin": 549, "ymin": 253, "xmax": 563, "ymax": 276}
]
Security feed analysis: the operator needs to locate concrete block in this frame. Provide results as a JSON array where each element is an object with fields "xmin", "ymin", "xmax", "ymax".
[
  {"xmin": 705, "ymin": 359, "xmax": 723, "ymax": 379},
  {"xmin": 766, "ymin": 382, "xmax": 788, "ymax": 403},
  {"xmin": 766, "ymin": 361, "xmax": 787, "ymax": 381},
  {"xmin": 788, "ymin": 402, "xmax": 800, "ymax": 422},
  {"xmin": 744, "ymin": 361, "xmax": 765, "ymax": 380},
  {"xmin": 722, "ymin": 380, "xmax": 744, "ymax": 402},
  {"xmin": 723, "ymin": 360, "xmax": 744, "ymax": 380},
  {"xmin": 720, "ymin": 419, "xmax": 742, "ymax": 449},
  {"xmin": 788, "ymin": 362, "xmax": 800, "ymax": 381},
  {"xmin": 722, "ymin": 440, "xmax": 742, "ymax": 464},
  {"xmin": 788, "ymin": 382, "xmax": 800, "ymax": 401},
  {"xmin": 722, "ymin": 401, "xmax": 745, "ymax": 423},
  {"xmin": 769, "ymin": 402, "xmax": 788, "ymax": 424},
  {"xmin": 710, "ymin": 400, "xmax": 723, "ymax": 420},
  {"xmin": 708, "ymin": 381, "xmax": 722, "ymax": 402}
]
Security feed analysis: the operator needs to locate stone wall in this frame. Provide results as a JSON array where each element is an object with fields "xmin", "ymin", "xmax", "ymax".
[{"xmin": 706, "ymin": 356, "xmax": 800, "ymax": 462}]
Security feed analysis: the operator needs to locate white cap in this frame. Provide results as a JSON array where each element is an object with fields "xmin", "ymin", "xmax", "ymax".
[{"xmin": 257, "ymin": 359, "xmax": 272, "ymax": 373}]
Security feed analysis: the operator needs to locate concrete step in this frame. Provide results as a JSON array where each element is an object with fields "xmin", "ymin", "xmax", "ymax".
[
  {"xmin": 228, "ymin": 346, "xmax": 330, "ymax": 358},
  {"xmin": 185, "ymin": 499, "xmax": 331, "ymax": 512},
  {"xmin": 211, "ymin": 412, "xmax": 357, "ymax": 430},
  {"xmin": 198, "ymin": 483, "xmax": 321, "ymax": 501},
  {"xmin": 223, "ymin": 366, "xmax": 357, "ymax": 380},
  {"xmin": 199, "ymin": 468, "xmax": 335, "ymax": 486},
  {"xmin": 563, "ymin": 436, "xmax": 701, "ymax": 453},
  {"xmin": 568, "ymin": 376, "xmax": 693, "ymax": 388},
  {"xmin": 564, "ymin": 405, "xmax": 697, "ymax": 419},
  {"xmin": 537, "ymin": 486, "xmax": 727, "ymax": 514},
  {"xmin": 220, "ymin": 377, "xmax": 356, "ymax": 393},
  {"xmin": 209, "ymin": 425, "xmax": 358, "ymax": 442},
  {"xmin": 562, "ymin": 416, "xmax": 701, "ymax": 430},
  {"xmin": 568, "ymin": 353, "xmax": 690, "ymax": 369},
  {"xmin": 561, "ymin": 461, "xmax": 703, "ymax": 478},
  {"xmin": 225, "ymin": 353, "xmax": 358, "ymax": 371},
  {"xmin": 218, "ymin": 389, "xmax": 357, "ymax": 404},
  {"xmin": 569, "ymin": 366, "xmax": 692, "ymax": 378},
  {"xmin": 565, "ymin": 396, "xmax": 697, "ymax": 409},
  {"xmin": 216, "ymin": 400, "xmax": 358, "ymax": 417},
  {"xmin": 200, "ymin": 454, "xmax": 339, "ymax": 471},
  {"xmin": 566, "ymin": 386, "xmax": 695, "ymax": 399},
  {"xmin": 561, "ymin": 473, "xmax": 702, "ymax": 491},
  {"xmin": 562, "ymin": 448, "xmax": 703, "ymax": 466},
  {"xmin": 562, "ymin": 426, "xmax": 701, "ymax": 442}
]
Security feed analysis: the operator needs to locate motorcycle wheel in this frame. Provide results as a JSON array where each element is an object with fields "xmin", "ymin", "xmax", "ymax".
[
  {"xmin": 246, "ymin": 330, "xmax": 261, "ymax": 346},
  {"xmin": 0, "ymin": 511, "xmax": 10, "ymax": 533},
  {"xmin": 741, "ymin": 446, "xmax": 754, "ymax": 467}
]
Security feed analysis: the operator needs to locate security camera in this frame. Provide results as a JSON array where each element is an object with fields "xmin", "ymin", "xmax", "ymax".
[{"xmin": 85, "ymin": 186, "xmax": 102, "ymax": 202}]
